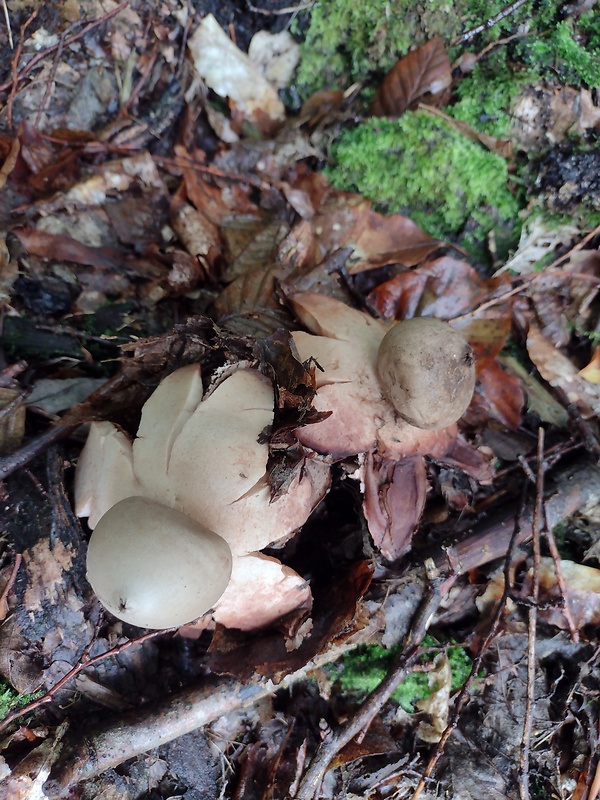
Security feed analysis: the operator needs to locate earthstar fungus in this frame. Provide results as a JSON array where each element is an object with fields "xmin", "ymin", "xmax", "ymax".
[{"xmin": 75, "ymin": 365, "xmax": 330, "ymax": 630}]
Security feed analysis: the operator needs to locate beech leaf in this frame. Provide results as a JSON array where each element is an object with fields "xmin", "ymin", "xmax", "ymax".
[{"xmin": 372, "ymin": 36, "xmax": 451, "ymax": 118}]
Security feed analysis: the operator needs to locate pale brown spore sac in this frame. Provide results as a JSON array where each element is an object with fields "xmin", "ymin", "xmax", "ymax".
[
  {"xmin": 86, "ymin": 496, "xmax": 233, "ymax": 629},
  {"xmin": 376, "ymin": 317, "xmax": 475, "ymax": 430}
]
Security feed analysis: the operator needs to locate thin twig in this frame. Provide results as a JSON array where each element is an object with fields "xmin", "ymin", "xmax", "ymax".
[
  {"xmin": 6, "ymin": 7, "xmax": 38, "ymax": 128},
  {"xmin": 519, "ymin": 428, "xmax": 545, "ymax": 800},
  {"xmin": 294, "ymin": 576, "xmax": 452, "ymax": 800},
  {"xmin": 120, "ymin": 48, "xmax": 158, "ymax": 115},
  {"xmin": 0, "ymin": 424, "xmax": 80, "ymax": 481},
  {"xmin": 34, "ymin": 31, "xmax": 65, "ymax": 128},
  {"xmin": 247, "ymin": 0, "xmax": 314, "ymax": 14},
  {"xmin": 0, "ymin": 627, "xmax": 175, "ymax": 734},
  {"xmin": 1, "ymin": 0, "xmax": 13, "ymax": 49},
  {"xmin": 153, "ymin": 154, "xmax": 271, "ymax": 191},
  {"xmin": 452, "ymin": 0, "xmax": 529, "ymax": 45},
  {"xmin": 517, "ymin": 453, "xmax": 579, "ymax": 642}
]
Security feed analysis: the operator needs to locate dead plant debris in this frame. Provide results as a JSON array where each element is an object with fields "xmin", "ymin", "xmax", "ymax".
[{"xmin": 0, "ymin": 4, "xmax": 600, "ymax": 800}]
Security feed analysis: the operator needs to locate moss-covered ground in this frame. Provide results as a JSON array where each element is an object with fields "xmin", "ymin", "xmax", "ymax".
[
  {"xmin": 296, "ymin": 1, "xmax": 600, "ymax": 265},
  {"xmin": 330, "ymin": 637, "xmax": 473, "ymax": 713}
]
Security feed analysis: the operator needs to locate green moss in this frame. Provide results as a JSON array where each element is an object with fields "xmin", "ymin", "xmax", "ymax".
[
  {"xmin": 294, "ymin": 0, "xmax": 563, "ymax": 98},
  {"xmin": 333, "ymin": 637, "xmax": 473, "ymax": 713},
  {"xmin": 0, "ymin": 679, "xmax": 42, "ymax": 721},
  {"xmin": 451, "ymin": 56, "xmax": 532, "ymax": 138},
  {"xmin": 522, "ymin": 15, "xmax": 600, "ymax": 88},
  {"xmin": 326, "ymin": 111, "xmax": 521, "ymax": 259}
]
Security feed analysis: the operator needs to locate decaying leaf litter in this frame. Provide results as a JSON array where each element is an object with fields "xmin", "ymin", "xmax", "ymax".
[{"xmin": 1, "ymin": 1, "xmax": 600, "ymax": 798}]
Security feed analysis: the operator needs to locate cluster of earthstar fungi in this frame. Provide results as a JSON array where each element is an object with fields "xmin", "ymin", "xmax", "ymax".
[{"xmin": 75, "ymin": 292, "xmax": 476, "ymax": 631}]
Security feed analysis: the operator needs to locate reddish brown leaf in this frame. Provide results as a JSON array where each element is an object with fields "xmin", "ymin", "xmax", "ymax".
[
  {"xmin": 362, "ymin": 454, "xmax": 427, "ymax": 561},
  {"xmin": 11, "ymin": 227, "xmax": 121, "ymax": 269},
  {"xmin": 170, "ymin": 195, "xmax": 222, "ymax": 276},
  {"xmin": 372, "ymin": 37, "xmax": 451, "ymax": 118},
  {"xmin": 368, "ymin": 257, "xmax": 512, "ymax": 369},
  {"xmin": 332, "ymin": 715, "xmax": 398, "ymax": 768},
  {"xmin": 313, "ymin": 192, "xmax": 440, "ymax": 271},
  {"xmin": 465, "ymin": 361, "xmax": 524, "ymax": 429}
]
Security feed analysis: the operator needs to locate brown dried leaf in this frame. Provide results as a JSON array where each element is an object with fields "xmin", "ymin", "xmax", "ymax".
[
  {"xmin": 579, "ymin": 346, "xmax": 600, "ymax": 384},
  {"xmin": 419, "ymin": 103, "xmax": 513, "ymax": 158},
  {"xmin": 362, "ymin": 454, "xmax": 427, "ymax": 560},
  {"xmin": 313, "ymin": 192, "xmax": 440, "ymax": 272},
  {"xmin": 207, "ymin": 559, "xmax": 374, "ymax": 682},
  {"xmin": 298, "ymin": 89, "xmax": 345, "ymax": 128},
  {"xmin": 170, "ymin": 196, "xmax": 222, "ymax": 275},
  {"xmin": 0, "ymin": 387, "xmax": 26, "ymax": 454},
  {"xmin": 0, "ymin": 137, "xmax": 20, "ymax": 191},
  {"xmin": 332, "ymin": 715, "xmax": 398, "ymax": 768},
  {"xmin": 465, "ymin": 360, "xmax": 524, "ymax": 429},
  {"xmin": 11, "ymin": 226, "xmax": 121, "ymax": 270},
  {"xmin": 372, "ymin": 37, "xmax": 451, "ymax": 118}
]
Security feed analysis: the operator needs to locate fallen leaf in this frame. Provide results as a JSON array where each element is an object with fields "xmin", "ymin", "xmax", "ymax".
[
  {"xmin": 26, "ymin": 377, "xmax": 106, "ymax": 415},
  {"xmin": 418, "ymin": 103, "xmax": 513, "ymax": 158},
  {"xmin": 416, "ymin": 653, "xmax": 452, "ymax": 743},
  {"xmin": 0, "ymin": 387, "xmax": 25, "ymax": 453},
  {"xmin": 527, "ymin": 323, "xmax": 600, "ymax": 419},
  {"xmin": 579, "ymin": 346, "xmax": 600, "ymax": 384},
  {"xmin": 0, "ymin": 137, "xmax": 20, "ymax": 191},
  {"xmin": 11, "ymin": 226, "xmax": 121, "ymax": 269},
  {"xmin": 312, "ymin": 192, "xmax": 440, "ymax": 271},
  {"xmin": 371, "ymin": 37, "xmax": 451, "ymax": 118},
  {"xmin": 465, "ymin": 360, "xmax": 524, "ymax": 429},
  {"xmin": 248, "ymin": 30, "xmax": 300, "ymax": 90},
  {"xmin": 170, "ymin": 196, "xmax": 221, "ymax": 276},
  {"xmin": 332, "ymin": 715, "xmax": 398, "ymax": 767},
  {"xmin": 496, "ymin": 216, "xmax": 583, "ymax": 275},
  {"xmin": 188, "ymin": 14, "xmax": 285, "ymax": 131},
  {"xmin": 362, "ymin": 454, "xmax": 427, "ymax": 560}
]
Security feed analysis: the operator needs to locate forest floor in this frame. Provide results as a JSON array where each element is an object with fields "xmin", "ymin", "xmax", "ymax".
[{"xmin": 1, "ymin": 1, "xmax": 600, "ymax": 799}]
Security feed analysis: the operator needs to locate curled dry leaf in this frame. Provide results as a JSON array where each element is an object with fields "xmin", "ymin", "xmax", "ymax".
[
  {"xmin": 11, "ymin": 226, "xmax": 121, "ymax": 270},
  {"xmin": 416, "ymin": 653, "xmax": 452, "ymax": 743},
  {"xmin": 38, "ymin": 152, "xmax": 165, "ymax": 212},
  {"xmin": 361, "ymin": 454, "xmax": 428, "ymax": 560},
  {"xmin": 75, "ymin": 365, "xmax": 330, "ymax": 630},
  {"xmin": 371, "ymin": 37, "xmax": 452, "ymax": 118},
  {"xmin": 579, "ymin": 346, "xmax": 600, "ymax": 384}
]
